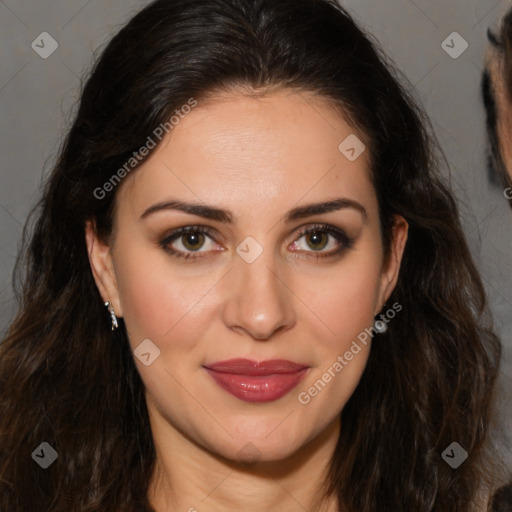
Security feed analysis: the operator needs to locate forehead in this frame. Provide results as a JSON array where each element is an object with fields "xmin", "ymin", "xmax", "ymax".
[{"xmin": 117, "ymin": 90, "xmax": 376, "ymax": 217}]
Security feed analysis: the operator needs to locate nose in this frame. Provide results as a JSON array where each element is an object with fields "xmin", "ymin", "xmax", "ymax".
[{"xmin": 222, "ymin": 245, "xmax": 296, "ymax": 341}]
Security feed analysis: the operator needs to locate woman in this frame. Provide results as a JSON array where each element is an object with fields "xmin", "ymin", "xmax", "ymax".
[{"xmin": 0, "ymin": 0, "xmax": 503, "ymax": 510}]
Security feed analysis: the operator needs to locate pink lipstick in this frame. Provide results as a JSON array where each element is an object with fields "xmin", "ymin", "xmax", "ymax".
[{"xmin": 203, "ymin": 358, "xmax": 310, "ymax": 403}]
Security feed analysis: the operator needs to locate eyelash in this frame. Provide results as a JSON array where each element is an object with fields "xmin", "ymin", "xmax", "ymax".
[{"xmin": 158, "ymin": 224, "xmax": 354, "ymax": 261}]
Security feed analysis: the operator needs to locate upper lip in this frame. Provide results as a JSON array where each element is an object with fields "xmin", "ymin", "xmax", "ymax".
[{"xmin": 204, "ymin": 358, "xmax": 309, "ymax": 375}]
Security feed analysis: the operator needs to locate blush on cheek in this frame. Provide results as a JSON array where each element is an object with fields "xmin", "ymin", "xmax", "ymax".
[
  {"xmin": 116, "ymin": 259, "xmax": 217, "ymax": 351},
  {"xmin": 303, "ymin": 275, "xmax": 379, "ymax": 349}
]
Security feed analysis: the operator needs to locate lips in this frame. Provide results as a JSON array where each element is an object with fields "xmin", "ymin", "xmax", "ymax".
[{"xmin": 203, "ymin": 358, "xmax": 310, "ymax": 403}]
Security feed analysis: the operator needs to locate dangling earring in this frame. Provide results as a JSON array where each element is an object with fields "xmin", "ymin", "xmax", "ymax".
[
  {"xmin": 374, "ymin": 317, "xmax": 388, "ymax": 334},
  {"xmin": 104, "ymin": 301, "xmax": 119, "ymax": 331}
]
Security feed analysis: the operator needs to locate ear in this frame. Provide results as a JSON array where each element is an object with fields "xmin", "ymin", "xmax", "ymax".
[
  {"xmin": 375, "ymin": 215, "xmax": 408, "ymax": 314},
  {"xmin": 84, "ymin": 219, "xmax": 123, "ymax": 317}
]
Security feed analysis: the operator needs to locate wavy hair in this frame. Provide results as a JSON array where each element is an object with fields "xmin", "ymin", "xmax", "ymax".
[{"xmin": 0, "ymin": 0, "xmax": 502, "ymax": 510}]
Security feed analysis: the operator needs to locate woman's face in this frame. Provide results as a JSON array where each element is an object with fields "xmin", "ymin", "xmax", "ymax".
[
  {"xmin": 86, "ymin": 89, "xmax": 407, "ymax": 463},
  {"xmin": 486, "ymin": 46, "xmax": 512, "ymax": 187}
]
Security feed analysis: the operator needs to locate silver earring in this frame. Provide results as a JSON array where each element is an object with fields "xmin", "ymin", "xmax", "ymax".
[
  {"xmin": 104, "ymin": 301, "xmax": 119, "ymax": 330},
  {"xmin": 374, "ymin": 317, "xmax": 388, "ymax": 334}
]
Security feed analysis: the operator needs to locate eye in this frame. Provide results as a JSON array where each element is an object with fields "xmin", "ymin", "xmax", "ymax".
[
  {"xmin": 159, "ymin": 226, "xmax": 221, "ymax": 260},
  {"xmin": 289, "ymin": 224, "xmax": 354, "ymax": 258},
  {"xmin": 159, "ymin": 223, "xmax": 354, "ymax": 261}
]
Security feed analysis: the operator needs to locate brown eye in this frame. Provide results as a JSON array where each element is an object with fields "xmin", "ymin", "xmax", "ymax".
[
  {"xmin": 181, "ymin": 231, "xmax": 206, "ymax": 251},
  {"xmin": 305, "ymin": 230, "xmax": 329, "ymax": 251},
  {"xmin": 290, "ymin": 224, "xmax": 354, "ymax": 259},
  {"xmin": 159, "ymin": 226, "xmax": 220, "ymax": 260}
]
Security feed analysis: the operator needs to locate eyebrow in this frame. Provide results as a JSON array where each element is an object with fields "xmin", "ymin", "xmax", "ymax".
[{"xmin": 139, "ymin": 197, "xmax": 367, "ymax": 223}]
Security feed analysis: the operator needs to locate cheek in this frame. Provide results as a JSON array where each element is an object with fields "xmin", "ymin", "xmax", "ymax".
[
  {"xmin": 315, "ymin": 268, "xmax": 378, "ymax": 325},
  {"xmin": 293, "ymin": 257, "xmax": 380, "ymax": 422},
  {"xmin": 295, "ymin": 251, "xmax": 383, "ymax": 352},
  {"xmin": 113, "ymin": 244, "xmax": 219, "ymax": 350}
]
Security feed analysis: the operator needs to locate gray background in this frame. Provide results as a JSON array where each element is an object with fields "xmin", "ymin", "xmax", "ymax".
[{"xmin": 1, "ymin": 0, "xmax": 511, "ymax": 471}]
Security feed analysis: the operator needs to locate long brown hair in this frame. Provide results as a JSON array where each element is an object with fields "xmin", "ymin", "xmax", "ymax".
[{"xmin": 0, "ymin": 0, "xmax": 502, "ymax": 510}]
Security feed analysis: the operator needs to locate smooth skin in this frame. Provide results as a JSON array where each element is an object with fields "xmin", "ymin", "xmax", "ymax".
[{"xmin": 85, "ymin": 89, "xmax": 408, "ymax": 512}]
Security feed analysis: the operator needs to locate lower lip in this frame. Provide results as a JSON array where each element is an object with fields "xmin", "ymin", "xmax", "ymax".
[{"xmin": 204, "ymin": 368, "xmax": 309, "ymax": 403}]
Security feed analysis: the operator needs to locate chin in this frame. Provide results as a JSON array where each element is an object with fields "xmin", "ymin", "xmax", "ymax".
[{"xmin": 200, "ymin": 428, "xmax": 304, "ymax": 465}]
